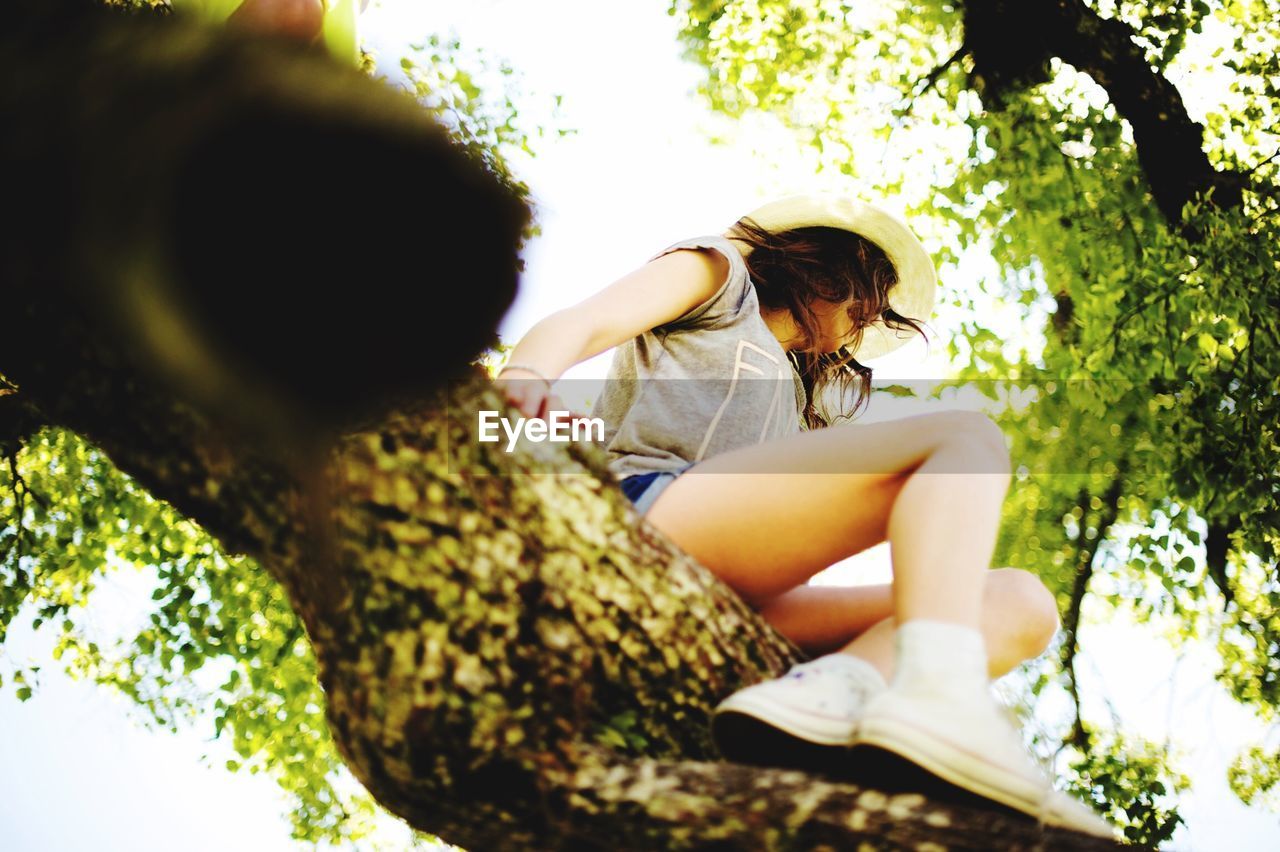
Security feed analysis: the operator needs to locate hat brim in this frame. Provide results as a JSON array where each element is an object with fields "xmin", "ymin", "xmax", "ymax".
[{"xmin": 731, "ymin": 193, "xmax": 937, "ymax": 361}]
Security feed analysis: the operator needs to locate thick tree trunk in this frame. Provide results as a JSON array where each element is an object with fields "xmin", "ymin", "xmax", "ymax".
[
  {"xmin": 0, "ymin": 363, "xmax": 1124, "ymax": 850},
  {"xmin": 1, "ymin": 2, "xmax": 1127, "ymax": 848},
  {"xmin": 962, "ymin": 0, "xmax": 1245, "ymax": 226}
]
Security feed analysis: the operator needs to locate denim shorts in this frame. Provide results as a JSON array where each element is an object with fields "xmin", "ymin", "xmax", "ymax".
[{"xmin": 619, "ymin": 462, "xmax": 695, "ymax": 515}]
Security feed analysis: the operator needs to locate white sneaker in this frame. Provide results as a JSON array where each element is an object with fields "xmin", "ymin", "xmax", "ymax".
[
  {"xmin": 852, "ymin": 687, "xmax": 1117, "ymax": 839},
  {"xmin": 712, "ymin": 655, "xmax": 884, "ymax": 764}
]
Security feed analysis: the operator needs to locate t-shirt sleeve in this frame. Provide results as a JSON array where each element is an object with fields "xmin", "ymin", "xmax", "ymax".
[{"xmin": 647, "ymin": 234, "xmax": 751, "ymax": 332}]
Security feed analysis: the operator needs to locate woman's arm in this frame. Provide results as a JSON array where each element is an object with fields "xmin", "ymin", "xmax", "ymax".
[
  {"xmin": 496, "ymin": 246, "xmax": 730, "ymax": 415},
  {"xmin": 509, "ymin": 247, "xmax": 730, "ymax": 377}
]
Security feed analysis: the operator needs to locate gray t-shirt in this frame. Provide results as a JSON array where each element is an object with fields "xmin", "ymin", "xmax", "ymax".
[{"xmin": 590, "ymin": 234, "xmax": 808, "ymax": 482}]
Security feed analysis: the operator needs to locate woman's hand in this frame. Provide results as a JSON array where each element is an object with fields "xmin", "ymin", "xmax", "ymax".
[
  {"xmin": 227, "ymin": 0, "xmax": 325, "ymax": 42},
  {"xmin": 494, "ymin": 368, "xmax": 591, "ymax": 428},
  {"xmin": 494, "ymin": 368, "xmax": 554, "ymax": 419}
]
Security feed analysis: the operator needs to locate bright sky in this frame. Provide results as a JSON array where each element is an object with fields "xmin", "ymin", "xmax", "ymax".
[{"xmin": 2, "ymin": 1, "xmax": 1277, "ymax": 849}]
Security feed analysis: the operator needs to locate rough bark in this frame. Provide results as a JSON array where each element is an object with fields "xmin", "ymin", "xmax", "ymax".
[
  {"xmin": 962, "ymin": 0, "xmax": 1246, "ymax": 226},
  {"xmin": 1, "ymin": 2, "xmax": 1128, "ymax": 848},
  {"xmin": 0, "ymin": 361, "xmax": 1126, "ymax": 849}
]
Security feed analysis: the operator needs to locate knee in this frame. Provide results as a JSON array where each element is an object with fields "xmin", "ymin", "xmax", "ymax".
[
  {"xmin": 941, "ymin": 411, "xmax": 1012, "ymax": 477},
  {"xmin": 988, "ymin": 568, "xmax": 1060, "ymax": 658}
]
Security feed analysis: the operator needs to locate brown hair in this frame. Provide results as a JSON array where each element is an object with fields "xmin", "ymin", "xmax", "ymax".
[{"xmin": 727, "ymin": 215, "xmax": 928, "ymax": 429}]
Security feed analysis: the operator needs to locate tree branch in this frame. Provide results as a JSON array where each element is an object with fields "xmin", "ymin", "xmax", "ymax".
[
  {"xmin": 0, "ymin": 390, "xmax": 46, "ymax": 455},
  {"xmin": 904, "ymin": 43, "xmax": 970, "ymax": 113},
  {"xmin": 535, "ymin": 745, "xmax": 1121, "ymax": 852},
  {"xmin": 1059, "ymin": 474, "xmax": 1125, "ymax": 750},
  {"xmin": 962, "ymin": 0, "xmax": 1245, "ymax": 228}
]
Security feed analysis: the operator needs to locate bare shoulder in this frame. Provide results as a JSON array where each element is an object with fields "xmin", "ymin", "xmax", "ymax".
[
  {"xmin": 562, "ymin": 237, "xmax": 734, "ymax": 356},
  {"xmin": 650, "ymin": 240, "xmax": 732, "ymax": 290}
]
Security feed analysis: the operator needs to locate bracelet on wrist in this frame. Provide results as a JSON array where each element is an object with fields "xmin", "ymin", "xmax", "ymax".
[{"xmin": 498, "ymin": 364, "xmax": 554, "ymax": 386}]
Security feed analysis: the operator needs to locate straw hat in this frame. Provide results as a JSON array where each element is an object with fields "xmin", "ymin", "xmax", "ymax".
[{"xmin": 733, "ymin": 193, "xmax": 937, "ymax": 361}]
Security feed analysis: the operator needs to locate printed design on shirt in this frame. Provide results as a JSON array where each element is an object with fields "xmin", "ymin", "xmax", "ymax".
[{"xmin": 694, "ymin": 339, "xmax": 793, "ymax": 462}]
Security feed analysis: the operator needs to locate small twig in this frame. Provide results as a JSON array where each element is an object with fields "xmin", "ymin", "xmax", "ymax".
[
  {"xmin": 910, "ymin": 43, "xmax": 968, "ymax": 103},
  {"xmin": 1242, "ymin": 146, "xmax": 1280, "ymax": 176},
  {"xmin": 4, "ymin": 449, "xmax": 30, "ymax": 570},
  {"xmin": 1061, "ymin": 487, "xmax": 1095, "ymax": 750},
  {"xmin": 271, "ymin": 620, "xmax": 304, "ymax": 667},
  {"xmin": 1103, "ymin": 278, "xmax": 1182, "ymax": 356},
  {"xmin": 1060, "ymin": 472, "xmax": 1127, "ymax": 750},
  {"xmin": 880, "ymin": 43, "xmax": 969, "ymax": 170},
  {"xmin": 6, "ymin": 447, "xmax": 48, "ymax": 511}
]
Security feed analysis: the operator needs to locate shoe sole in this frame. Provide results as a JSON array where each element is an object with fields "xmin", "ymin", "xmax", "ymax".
[
  {"xmin": 854, "ymin": 712, "xmax": 1045, "ymax": 818},
  {"xmin": 712, "ymin": 711, "xmax": 853, "ymax": 773},
  {"xmin": 712, "ymin": 692, "xmax": 856, "ymax": 771},
  {"xmin": 714, "ymin": 691, "xmax": 857, "ymax": 745}
]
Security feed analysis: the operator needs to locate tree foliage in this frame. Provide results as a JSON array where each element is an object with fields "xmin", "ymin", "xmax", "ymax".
[
  {"xmin": 670, "ymin": 0, "xmax": 1279, "ymax": 844},
  {"xmin": 3, "ymin": 0, "xmax": 1277, "ymax": 847}
]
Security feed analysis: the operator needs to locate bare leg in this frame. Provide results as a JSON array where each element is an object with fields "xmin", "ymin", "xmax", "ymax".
[
  {"xmin": 756, "ymin": 569, "xmax": 1061, "ymax": 682},
  {"xmin": 645, "ymin": 410, "xmax": 1014, "ymax": 631},
  {"xmin": 658, "ymin": 415, "xmax": 1118, "ymax": 835}
]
